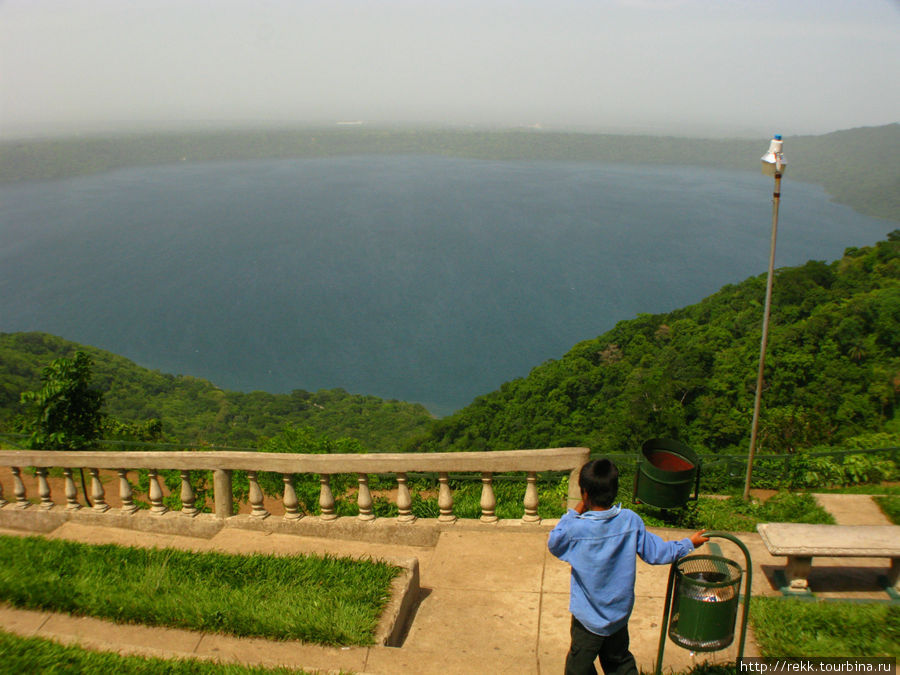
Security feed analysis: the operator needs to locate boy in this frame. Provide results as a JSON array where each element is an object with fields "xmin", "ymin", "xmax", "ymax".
[{"xmin": 548, "ymin": 458, "xmax": 708, "ymax": 675}]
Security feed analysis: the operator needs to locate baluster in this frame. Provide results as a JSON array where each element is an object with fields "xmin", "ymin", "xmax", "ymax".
[
  {"xmin": 12, "ymin": 467, "xmax": 29, "ymax": 509},
  {"xmin": 62, "ymin": 468, "xmax": 81, "ymax": 510},
  {"xmin": 357, "ymin": 473, "xmax": 374, "ymax": 521},
  {"xmin": 522, "ymin": 471, "xmax": 541, "ymax": 523},
  {"xmin": 480, "ymin": 472, "xmax": 497, "ymax": 523},
  {"xmin": 247, "ymin": 471, "xmax": 269, "ymax": 519},
  {"xmin": 0, "ymin": 473, "xmax": 7, "ymax": 508},
  {"xmin": 318, "ymin": 474, "xmax": 337, "ymax": 520},
  {"xmin": 117, "ymin": 469, "xmax": 138, "ymax": 514},
  {"xmin": 180, "ymin": 470, "xmax": 199, "ymax": 517},
  {"xmin": 283, "ymin": 474, "xmax": 302, "ymax": 520},
  {"xmin": 396, "ymin": 472, "xmax": 415, "ymax": 523},
  {"xmin": 36, "ymin": 468, "xmax": 53, "ymax": 510},
  {"xmin": 148, "ymin": 469, "xmax": 168, "ymax": 514},
  {"xmin": 213, "ymin": 469, "xmax": 233, "ymax": 520},
  {"xmin": 437, "ymin": 472, "xmax": 456, "ymax": 523},
  {"xmin": 90, "ymin": 468, "xmax": 110, "ymax": 512}
]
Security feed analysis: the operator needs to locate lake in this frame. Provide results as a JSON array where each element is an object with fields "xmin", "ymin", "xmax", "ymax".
[{"xmin": 0, "ymin": 155, "xmax": 891, "ymax": 416}]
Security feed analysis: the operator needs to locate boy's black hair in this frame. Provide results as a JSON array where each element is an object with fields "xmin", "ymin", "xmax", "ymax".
[{"xmin": 578, "ymin": 459, "xmax": 619, "ymax": 508}]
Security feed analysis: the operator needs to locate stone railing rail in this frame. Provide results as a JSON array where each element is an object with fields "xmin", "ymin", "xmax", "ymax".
[{"xmin": 0, "ymin": 447, "xmax": 588, "ymax": 524}]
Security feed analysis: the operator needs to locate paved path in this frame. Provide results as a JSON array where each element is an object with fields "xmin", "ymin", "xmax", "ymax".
[
  {"xmin": 813, "ymin": 493, "xmax": 893, "ymax": 526},
  {"xmin": 0, "ymin": 493, "xmax": 894, "ymax": 674}
]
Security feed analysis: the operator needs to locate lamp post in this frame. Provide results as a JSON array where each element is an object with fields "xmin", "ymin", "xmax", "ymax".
[{"xmin": 743, "ymin": 135, "xmax": 786, "ymax": 501}]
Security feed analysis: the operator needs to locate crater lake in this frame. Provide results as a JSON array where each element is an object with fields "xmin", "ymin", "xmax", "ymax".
[{"xmin": 0, "ymin": 155, "xmax": 891, "ymax": 416}]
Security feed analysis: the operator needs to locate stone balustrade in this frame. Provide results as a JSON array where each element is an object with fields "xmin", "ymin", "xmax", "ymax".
[{"xmin": 0, "ymin": 447, "xmax": 588, "ymax": 525}]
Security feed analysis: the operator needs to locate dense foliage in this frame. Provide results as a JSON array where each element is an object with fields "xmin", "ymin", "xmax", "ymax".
[
  {"xmin": 18, "ymin": 351, "xmax": 103, "ymax": 452},
  {"xmin": 415, "ymin": 236, "xmax": 900, "ymax": 455},
  {"xmin": 1, "ymin": 124, "xmax": 897, "ymax": 220},
  {"xmin": 0, "ymin": 332, "xmax": 433, "ymax": 450}
]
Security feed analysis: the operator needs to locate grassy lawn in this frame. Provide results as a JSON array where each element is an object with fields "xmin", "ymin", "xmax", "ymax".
[
  {"xmin": 749, "ymin": 598, "xmax": 900, "ymax": 657},
  {"xmin": 0, "ymin": 629, "xmax": 328, "ymax": 675},
  {"xmin": 0, "ymin": 630, "xmax": 734, "ymax": 675},
  {"xmin": 630, "ymin": 492, "xmax": 834, "ymax": 531},
  {"xmin": 637, "ymin": 599, "xmax": 900, "ymax": 673},
  {"xmin": 873, "ymin": 495, "xmax": 900, "ymax": 524},
  {"xmin": 806, "ymin": 484, "xmax": 900, "ymax": 496},
  {"xmin": 417, "ymin": 478, "xmax": 838, "ymax": 529},
  {"xmin": 0, "ymin": 535, "xmax": 399, "ymax": 646}
]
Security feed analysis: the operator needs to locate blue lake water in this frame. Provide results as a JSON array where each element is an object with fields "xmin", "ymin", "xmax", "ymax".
[{"xmin": 0, "ymin": 156, "xmax": 892, "ymax": 416}]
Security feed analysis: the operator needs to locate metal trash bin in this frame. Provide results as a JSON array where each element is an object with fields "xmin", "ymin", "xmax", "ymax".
[
  {"xmin": 634, "ymin": 438, "xmax": 701, "ymax": 509},
  {"xmin": 668, "ymin": 554, "xmax": 742, "ymax": 652}
]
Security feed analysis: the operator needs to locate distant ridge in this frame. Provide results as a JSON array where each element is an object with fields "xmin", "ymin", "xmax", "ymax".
[{"xmin": 1, "ymin": 124, "xmax": 897, "ymax": 221}]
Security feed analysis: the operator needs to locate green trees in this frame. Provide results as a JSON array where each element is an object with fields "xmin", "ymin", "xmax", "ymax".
[
  {"xmin": 19, "ymin": 352, "xmax": 103, "ymax": 452},
  {"xmin": 0, "ymin": 333, "xmax": 433, "ymax": 450},
  {"xmin": 18, "ymin": 351, "xmax": 104, "ymax": 506}
]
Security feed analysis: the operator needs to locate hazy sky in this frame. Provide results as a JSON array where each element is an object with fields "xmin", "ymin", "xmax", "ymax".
[{"xmin": 2, "ymin": 0, "xmax": 898, "ymax": 138}]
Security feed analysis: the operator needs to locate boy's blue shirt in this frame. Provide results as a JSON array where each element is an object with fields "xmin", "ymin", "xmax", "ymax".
[{"xmin": 548, "ymin": 504, "xmax": 694, "ymax": 636}]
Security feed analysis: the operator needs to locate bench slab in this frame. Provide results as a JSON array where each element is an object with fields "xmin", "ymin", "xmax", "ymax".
[
  {"xmin": 757, "ymin": 523, "xmax": 900, "ymax": 557},
  {"xmin": 756, "ymin": 523, "xmax": 900, "ymax": 593}
]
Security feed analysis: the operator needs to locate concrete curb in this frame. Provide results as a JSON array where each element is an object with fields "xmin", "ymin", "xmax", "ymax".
[
  {"xmin": 0, "ymin": 504, "xmax": 558, "ymax": 546},
  {"xmin": 374, "ymin": 557, "xmax": 420, "ymax": 647},
  {"xmin": 0, "ymin": 505, "xmax": 226, "ymax": 538}
]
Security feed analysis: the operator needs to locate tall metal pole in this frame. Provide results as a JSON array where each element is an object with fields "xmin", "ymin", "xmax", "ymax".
[{"xmin": 743, "ymin": 160, "xmax": 782, "ymax": 501}]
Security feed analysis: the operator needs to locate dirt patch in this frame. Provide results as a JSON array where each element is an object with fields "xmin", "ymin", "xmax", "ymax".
[{"xmin": 749, "ymin": 488, "xmax": 778, "ymax": 503}]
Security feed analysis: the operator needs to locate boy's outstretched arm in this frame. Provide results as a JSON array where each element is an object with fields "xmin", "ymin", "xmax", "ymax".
[{"xmin": 637, "ymin": 526, "xmax": 708, "ymax": 564}]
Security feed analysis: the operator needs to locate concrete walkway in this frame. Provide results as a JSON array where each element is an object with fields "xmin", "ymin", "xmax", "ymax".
[
  {"xmin": 0, "ymin": 493, "xmax": 894, "ymax": 674},
  {"xmin": 813, "ymin": 492, "xmax": 893, "ymax": 526}
]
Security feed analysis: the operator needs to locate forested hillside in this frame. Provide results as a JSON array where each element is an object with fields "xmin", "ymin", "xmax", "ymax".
[
  {"xmin": 413, "ymin": 234, "xmax": 900, "ymax": 455},
  {"xmin": 0, "ymin": 333, "xmax": 433, "ymax": 450},
  {"xmin": 2, "ymin": 124, "xmax": 897, "ymax": 221}
]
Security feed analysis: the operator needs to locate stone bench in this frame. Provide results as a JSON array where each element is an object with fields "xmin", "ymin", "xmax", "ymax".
[{"xmin": 756, "ymin": 523, "xmax": 900, "ymax": 594}]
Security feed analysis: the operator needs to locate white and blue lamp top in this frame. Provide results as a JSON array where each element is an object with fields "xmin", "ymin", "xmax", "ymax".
[{"xmin": 761, "ymin": 134, "xmax": 786, "ymax": 176}]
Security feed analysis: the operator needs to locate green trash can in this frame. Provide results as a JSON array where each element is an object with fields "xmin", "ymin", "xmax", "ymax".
[
  {"xmin": 633, "ymin": 438, "xmax": 700, "ymax": 509},
  {"xmin": 668, "ymin": 554, "xmax": 742, "ymax": 652}
]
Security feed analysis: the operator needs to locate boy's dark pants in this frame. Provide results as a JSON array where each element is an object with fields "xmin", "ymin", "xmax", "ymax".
[{"xmin": 565, "ymin": 616, "xmax": 638, "ymax": 675}]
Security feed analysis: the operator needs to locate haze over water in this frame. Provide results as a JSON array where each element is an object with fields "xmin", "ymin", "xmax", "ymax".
[{"xmin": 0, "ymin": 156, "xmax": 891, "ymax": 415}]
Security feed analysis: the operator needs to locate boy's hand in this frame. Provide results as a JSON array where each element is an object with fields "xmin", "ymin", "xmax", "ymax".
[{"xmin": 690, "ymin": 530, "xmax": 710, "ymax": 547}]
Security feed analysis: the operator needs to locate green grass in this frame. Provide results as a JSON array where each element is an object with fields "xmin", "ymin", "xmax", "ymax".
[
  {"xmin": 352, "ymin": 474, "xmax": 569, "ymax": 520},
  {"xmin": 0, "ymin": 535, "xmax": 398, "ymax": 646},
  {"xmin": 434, "ymin": 477, "xmax": 568, "ymax": 520},
  {"xmin": 630, "ymin": 492, "xmax": 835, "ymax": 531},
  {"xmin": 255, "ymin": 471, "xmax": 897, "ymax": 525},
  {"xmin": 749, "ymin": 598, "xmax": 900, "ymax": 657},
  {"xmin": 873, "ymin": 495, "xmax": 900, "ymax": 524},
  {"xmin": 0, "ymin": 629, "xmax": 328, "ymax": 675},
  {"xmin": 805, "ymin": 484, "xmax": 900, "ymax": 495}
]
